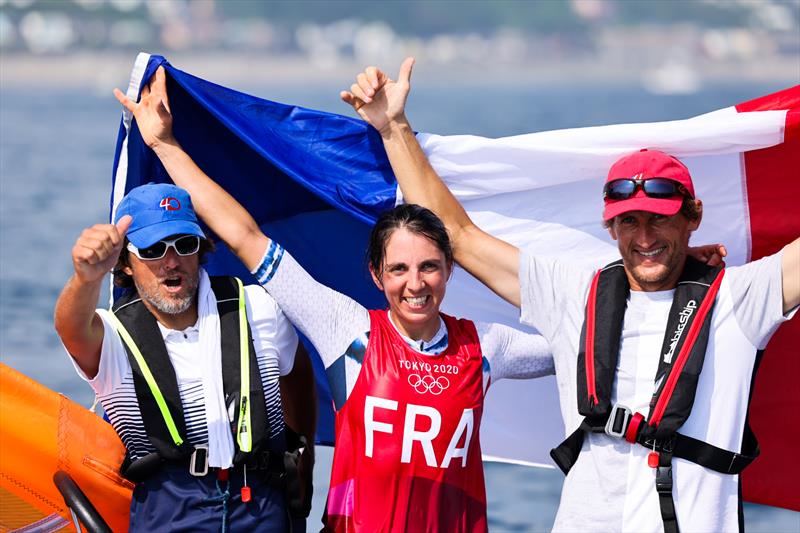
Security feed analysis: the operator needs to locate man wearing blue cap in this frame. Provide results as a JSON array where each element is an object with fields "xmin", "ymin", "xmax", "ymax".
[{"xmin": 54, "ymin": 182, "xmax": 316, "ymax": 532}]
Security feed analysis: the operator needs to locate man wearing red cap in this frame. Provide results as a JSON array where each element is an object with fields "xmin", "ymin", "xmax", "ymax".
[
  {"xmin": 600, "ymin": 149, "xmax": 703, "ymax": 293},
  {"xmin": 342, "ymin": 59, "xmax": 800, "ymax": 532}
]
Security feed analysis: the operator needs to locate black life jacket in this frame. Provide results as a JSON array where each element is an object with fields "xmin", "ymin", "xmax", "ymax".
[
  {"xmin": 551, "ymin": 257, "xmax": 759, "ymax": 533},
  {"xmin": 111, "ymin": 276, "xmax": 270, "ymax": 471}
]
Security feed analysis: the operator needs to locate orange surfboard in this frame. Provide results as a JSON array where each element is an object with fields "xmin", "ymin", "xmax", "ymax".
[{"xmin": 0, "ymin": 363, "xmax": 132, "ymax": 532}]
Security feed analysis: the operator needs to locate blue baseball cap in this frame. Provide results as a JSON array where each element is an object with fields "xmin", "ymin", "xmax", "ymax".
[{"xmin": 115, "ymin": 183, "xmax": 206, "ymax": 248}]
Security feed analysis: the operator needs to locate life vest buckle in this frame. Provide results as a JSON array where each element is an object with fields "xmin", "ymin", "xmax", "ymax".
[
  {"xmin": 655, "ymin": 464, "xmax": 673, "ymax": 493},
  {"xmin": 189, "ymin": 445, "xmax": 209, "ymax": 477},
  {"xmin": 604, "ymin": 404, "xmax": 632, "ymax": 439}
]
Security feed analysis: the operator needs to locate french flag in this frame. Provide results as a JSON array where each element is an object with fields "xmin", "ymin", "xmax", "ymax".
[{"xmin": 112, "ymin": 53, "xmax": 798, "ymax": 511}]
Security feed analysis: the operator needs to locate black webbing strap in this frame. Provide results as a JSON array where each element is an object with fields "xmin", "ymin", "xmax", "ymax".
[
  {"xmin": 552, "ymin": 418, "xmax": 758, "ymax": 476},
  {"xmin": 550, "ymin": 420, "xmax": 596, "ymax": 474},
  {"xmin": 283, "ymin": 426, "xmax": 312, "ymax": 517},
  {"xmin": 283, "ymin": 441, "xmax": 304, "ymax": 515},
  {"xmin": 669, "ymin": 432, "xmax": 758, "ymax": 474},
  {"xmin": 656, "ymin": 450, "xmax": 679, "ymax": 533}
]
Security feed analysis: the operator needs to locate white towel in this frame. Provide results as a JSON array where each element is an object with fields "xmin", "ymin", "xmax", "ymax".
[{"xmin": 196, "ymin": 270, "xmax": 236, "ymax": 468}]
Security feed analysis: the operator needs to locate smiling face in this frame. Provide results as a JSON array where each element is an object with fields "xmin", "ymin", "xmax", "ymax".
[
  {"xmin": 124, "ymin": 237, "xmax": 200, "ymax": 329},
  {"xmin": 370, "ymin": 227, "xmax": 451, "ymax": 342},
  {"xmin": 607, "ymin": 208, "xmax": 700, "ymax": 292}
]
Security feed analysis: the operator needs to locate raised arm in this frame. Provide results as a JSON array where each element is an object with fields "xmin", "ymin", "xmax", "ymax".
[
  {"xmin": 782, "ymin": 237, "xmax": 800, "ymax": 314},
  {"xmin": 54, "ymin": 216, "xmax": 131, "ymax": 378},
  {"xmin": 115, "ymin": 67, "xmax": 372, "ymax": 372},
  {"xmin": 341, "ymin": 58, "xmax": 522, "ymax": 307},
  {"xmin": 113, "ymin": 67, "xmax": 267, "ymax": 271}
]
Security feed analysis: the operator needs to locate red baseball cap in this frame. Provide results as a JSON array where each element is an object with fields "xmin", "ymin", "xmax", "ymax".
[{"xmin": 602, "ymin": 149, "xmax": 695, "ymax": 221}]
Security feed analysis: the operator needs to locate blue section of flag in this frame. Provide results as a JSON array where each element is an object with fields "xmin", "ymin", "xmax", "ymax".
[{"xmin": 112, "ymin": 54, "xmax": 397, "ymax": 445}]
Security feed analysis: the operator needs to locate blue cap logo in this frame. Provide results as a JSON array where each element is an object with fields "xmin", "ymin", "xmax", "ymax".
[
  {"xmin": 115, "ymin": 183, "xmax": 206, "ymax": 249},
  {"xmin": 160, "ymin": 197, "xmax": 182, "ymax": 211}
]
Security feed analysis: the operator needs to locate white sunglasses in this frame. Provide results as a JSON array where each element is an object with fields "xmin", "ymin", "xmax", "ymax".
[{"xmin": 126, "ymin": 235, "xmax": 201, "ymax": 261}]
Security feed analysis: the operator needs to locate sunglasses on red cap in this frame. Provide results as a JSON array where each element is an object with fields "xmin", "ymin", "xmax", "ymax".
[{"xmin": 603, "ymin": 177, "xmax": 694, "ymax": 201}]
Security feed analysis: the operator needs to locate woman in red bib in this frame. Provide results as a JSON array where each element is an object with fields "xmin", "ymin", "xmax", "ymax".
[{"xmin": 116, "ymin": 68, "xmax": 554, "ymax": 532}]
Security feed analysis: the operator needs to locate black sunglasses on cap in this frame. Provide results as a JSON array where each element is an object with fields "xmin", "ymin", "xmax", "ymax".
[
  {"xmin": 603, "ymin": 177, "xmax": 693, "ymax": 201},
  {"xmin": 127, "ymin": 235, "xmax": 201, "ymax": 261}
]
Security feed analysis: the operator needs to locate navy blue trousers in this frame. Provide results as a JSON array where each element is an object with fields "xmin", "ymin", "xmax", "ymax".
[{"xmin": 129, "ymin": 464, "xmax": 297, "ymax": 533}]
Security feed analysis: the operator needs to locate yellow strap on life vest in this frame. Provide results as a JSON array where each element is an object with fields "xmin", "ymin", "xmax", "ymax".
[
  {"xmin": 106, "ymin": 311, "xmax": 184, "ymax": 447},
  {"xmin": 235, "ymin": 277, "xmax": 252, "ymax": 452}
]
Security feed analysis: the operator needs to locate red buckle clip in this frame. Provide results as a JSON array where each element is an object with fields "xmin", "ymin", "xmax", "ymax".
[
  {"xmin": 625, "ymin": 412, "xmax": 645, "ymax": 444},
  {"xmin": 216, "ymin": 468, "xmax": 229, "ymax": 482}
]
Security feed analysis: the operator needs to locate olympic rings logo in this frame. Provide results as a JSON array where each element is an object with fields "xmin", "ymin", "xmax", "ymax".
[{"xmin": 408, "ymin": 374, "xmax": 450, "ymax": 395}]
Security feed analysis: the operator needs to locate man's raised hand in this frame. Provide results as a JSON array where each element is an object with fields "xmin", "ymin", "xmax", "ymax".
[
  {"xmin": 113, "ymin": 66, "xmax": 175, "ymax": 150},
  {"xmin": 72, "ymin": 216, "xmax": 132, "ymax": 284},
  {"xmin": 688, "ymin": 242, "xmax": 728, "ymax": 267},
  {"xmin": 341, "ymin": 57, "xmax": 415, "ymax": 135}
]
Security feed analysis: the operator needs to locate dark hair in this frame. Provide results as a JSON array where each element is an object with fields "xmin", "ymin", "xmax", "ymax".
[
  {"xmin": 113, "ymin": 237, "xmax": 215, "ymax": 288},
  {"xmin": 367, "ymin": 204, "xmax": 454, "ymax": 277},
  {"xmin": 679, "ymin": 196, "xmax": 702, "ymax": 222},
  {"xmin": 603, "ymin": 197, "xmax": 702, "ymax": 228}
]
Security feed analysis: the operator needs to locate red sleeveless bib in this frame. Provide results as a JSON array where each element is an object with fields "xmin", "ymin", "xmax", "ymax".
[{"xmin": 323, "ymin": 310, "xmax": 488, "ymax": 532}]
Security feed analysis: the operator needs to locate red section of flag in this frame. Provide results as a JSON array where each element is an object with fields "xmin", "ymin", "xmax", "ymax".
[
  {"xmin": 736, "ymin": 85, "xmax": 800, "ymax": 115},
  {"xmin": 745, "ymin": 320, "xmax": 800, "ymax": 510},
  {"xmin": 737, "ymin": 85, "xmax": 800, "ymax": 511}
]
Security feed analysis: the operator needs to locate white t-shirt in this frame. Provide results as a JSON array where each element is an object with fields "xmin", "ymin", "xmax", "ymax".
[
  {"xmin": 519, "ymin": 251, "xmax": 795, "ymax": 533},
  {"xmin": 68, "ymin": 270, "xmax": 299, "ymax": 468}
]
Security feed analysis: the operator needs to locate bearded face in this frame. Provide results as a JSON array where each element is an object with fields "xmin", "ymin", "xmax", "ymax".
[{"xmin": 125, "ymin": 241, "xmax": 201, "ymax": 320}]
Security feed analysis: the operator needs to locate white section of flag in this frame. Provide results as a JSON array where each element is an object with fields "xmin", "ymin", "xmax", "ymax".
[{"xmin": 399, "ymin": 106, "xmax": 789, "ymax": 466}]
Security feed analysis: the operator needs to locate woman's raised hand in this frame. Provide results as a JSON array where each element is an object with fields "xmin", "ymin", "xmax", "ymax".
[{"xmin": 341, "ymin": 57, "xmax": 415, "ymax": 135}]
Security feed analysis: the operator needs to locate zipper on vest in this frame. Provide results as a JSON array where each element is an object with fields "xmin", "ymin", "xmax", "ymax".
[
  {"xmin": 238, "ymin": 396, "xmax": 249, "ymax": 435},
  {"xmin": 585, "ymin": 270, "xmax": 602, "ymax": 406},
  {"xmin": 649, "ymin": 271, "xmax": 725, "ymax": 426}
]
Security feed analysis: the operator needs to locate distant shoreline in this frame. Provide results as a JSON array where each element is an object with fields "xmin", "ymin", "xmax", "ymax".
[{"xmin": 2, "ymin": 52, "xmax": 797, "ymax": 91}]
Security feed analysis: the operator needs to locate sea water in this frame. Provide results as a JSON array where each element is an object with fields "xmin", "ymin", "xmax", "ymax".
[{"xmin": 1, "ymin": 82, "xmax": 798, "ymax": 532}]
